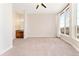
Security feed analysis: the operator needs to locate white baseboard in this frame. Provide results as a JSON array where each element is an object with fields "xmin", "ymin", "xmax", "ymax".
[
  {"xmin": 27, "ymin": 37, "xmax": 56, "ymax": 38},
  {"xmin": 0, "ymin": 45, "xmax": 13, "ymax": 55},
  {"xmin": 27, "ymin": 36, "xmax": 56, "ymax": 38}
]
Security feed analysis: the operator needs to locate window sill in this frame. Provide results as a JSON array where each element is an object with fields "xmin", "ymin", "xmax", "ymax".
[
  {"xmin": 60, "ymin": 33, "xmax": 70, "ymax": 37},
  {"xmin": 76, "ymin": 38, "xmax": 79, "ymax": 41},
  {"xmin": 60, "ymin": 33, "xmax": 79, "ymax": 42}
]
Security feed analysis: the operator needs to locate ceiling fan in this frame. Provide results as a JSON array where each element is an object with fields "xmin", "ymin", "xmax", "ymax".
[{"xmin": 36, "ymin": 3, "xmax": 47, "ymax": 9}]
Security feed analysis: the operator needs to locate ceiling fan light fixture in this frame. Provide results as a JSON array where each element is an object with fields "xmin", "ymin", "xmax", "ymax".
[
  {"xmin": 41, "ymin": 3, "xmax": 46, "ymax": 8},
  {"xmin": 36, "ymin": 5, "xmax": 39, "ymax": 9},
  {"xmin": 36, "ymin": 3, "xmax": 47, "ymax": 10}
]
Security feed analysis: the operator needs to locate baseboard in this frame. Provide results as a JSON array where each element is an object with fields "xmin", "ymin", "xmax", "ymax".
[
  {"xmin": 0, "ymin": 45, "xmax": 13, "ymax": 55},
  {"xmin": 27, "ymin": 36, "xmax": 56, "ymax": 38},
  {"xmin": 27, "ymin": 37, "xmax": 56, "ymax": 38},
  {"xmin": 60, "ymin": 35, "xmax": 79, "ymax": 52}
]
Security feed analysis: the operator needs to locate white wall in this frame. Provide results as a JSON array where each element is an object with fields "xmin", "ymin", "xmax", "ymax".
[
  {"xmin": 24, "ymin": 12, "xmax": 28, "ymax": 39},
  {"xmin": 12, "ymin": 6, "xmax": 16, "ymax": 39},
  {"xmin": 0, "ymin": 4, "xmax": 13, "ymax": 55},
  {"xmin": 26, "ymin": 14, "xmax": 57, "ymax": 37}
]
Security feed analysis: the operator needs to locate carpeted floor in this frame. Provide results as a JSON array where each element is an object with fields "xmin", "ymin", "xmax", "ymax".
[{"xmin": 1, "ymin": 37, "xmax": 79, "ymax": 56}]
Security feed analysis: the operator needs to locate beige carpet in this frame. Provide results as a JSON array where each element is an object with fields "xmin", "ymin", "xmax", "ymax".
[{"xmin": 1, "ymin": 37, "xmax": 79, "ymax": 56}]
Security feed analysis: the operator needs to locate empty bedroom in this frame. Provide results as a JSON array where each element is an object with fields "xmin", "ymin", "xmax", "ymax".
[{"xmin": 0, "ymin": 3, "xmax": 79, "ymax": 56}]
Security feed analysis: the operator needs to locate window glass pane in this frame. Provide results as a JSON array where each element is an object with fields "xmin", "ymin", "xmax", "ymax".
[
  {"xmin": 65, "ymin": 10, "xmax": 70, "ymax": 35},
  {"xmin": 60, "ymin": 13, "xmax": 65, "ymax": 34},
  {"xmin": 77, "ymin": 4, "xmax": 79, "ymax": 39}
]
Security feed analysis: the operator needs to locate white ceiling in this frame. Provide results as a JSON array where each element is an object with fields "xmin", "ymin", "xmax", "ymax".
[{"xmin": 13, "ymin": 3, "xmax": 68, "ymax": 14}]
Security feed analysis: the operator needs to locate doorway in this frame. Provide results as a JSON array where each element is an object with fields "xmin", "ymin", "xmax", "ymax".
[{"xmin": 15, "ymin": 11, "xmax": 25, "ymax": 39}]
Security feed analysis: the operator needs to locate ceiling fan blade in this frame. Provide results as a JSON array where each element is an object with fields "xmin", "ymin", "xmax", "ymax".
[
  {"xmin": 41, "ymin": 3, "xmax": 46, "ymax": 8},
  {"xmin": 36, "ymin": 5, "xmax": 39, "ymax": 9}
]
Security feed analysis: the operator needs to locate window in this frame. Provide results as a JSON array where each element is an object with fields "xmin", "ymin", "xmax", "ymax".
[
  {"xmin": 65, "ymin": 9, "xmax": 70, "ymax": 35},
  {"xmin": 60, "ymin": 13, "xmax": 65, "ymax": 34},
  {"xmin": 77, "ymin": 4, "xmax": 79, "ymax": 39},
  {"xmin": 59, "ymin": 7, "xmax": 70, "ymax": 36}
]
